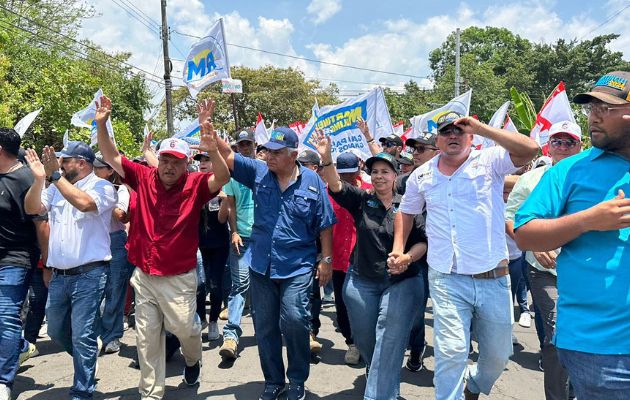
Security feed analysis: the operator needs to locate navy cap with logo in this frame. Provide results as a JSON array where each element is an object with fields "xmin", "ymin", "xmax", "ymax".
[
  {"xmin": 378, "ymin": 134, "xmax": 403, "ymax": 147},
  {"xmin": 573, "ymin": 71, "xmax": 630, "ymax": 105},
  {"xmin": 365, "ymin": 152, "xmax": 398, "ymax": 173},
  {"xmin": 437, "ymin": 111, "xmax": 464, "ymax": 132},
  {"xmin": 263, "ymin": 127, "xmax": 299, "ymax": 150},
  {"xmin": 336, "ymin": 152, "xmax": 360, "ymax": 173},
  {"xmin": 235, "ymin": 127, "xmax": 256, "ymax": 144},
  {"xmin": 297, "ymin": 150, "xmax": 321, "ymax": 166},
  {"xmin": 397, "ymin": 150, "xmax": 414, "ymax": 165},
  {"xmin": 55, "ymin": 141, "xmax": 95, "ymax": 163}
]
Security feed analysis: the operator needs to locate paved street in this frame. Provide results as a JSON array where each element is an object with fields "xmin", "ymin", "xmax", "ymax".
[{"xmin": 13, "ymin": 301, "xmax": 544, "ymax": 399}]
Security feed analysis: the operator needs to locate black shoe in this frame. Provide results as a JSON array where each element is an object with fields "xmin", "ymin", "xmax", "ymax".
[
  {"xmin": 183, "ymin": 361, "xmax": 201, "ymax": 385},
  {"xmin": 406, "ymin": 353, "xmax": 423, "ymax": 372},
  {"xmin": 287, "ymin": 383, "xmax": 306, "ymax": 400},
  {"xmin": 538, "ymin": 355, "xmax": 544, "ymax": 372},
  {"xmin": 259, "ymin": 384, "xmax": 286, "ymax": 400}
]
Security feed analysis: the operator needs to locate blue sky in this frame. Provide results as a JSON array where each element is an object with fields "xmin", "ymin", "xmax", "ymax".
[{"xmin": 81, "ymin": 0, "xmax": 629, "ymax": 122}]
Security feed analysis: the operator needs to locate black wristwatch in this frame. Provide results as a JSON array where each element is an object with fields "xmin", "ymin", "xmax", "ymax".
[{"xmin": 47, "ymin": 171, "xmax": 62, "ymax": 183}]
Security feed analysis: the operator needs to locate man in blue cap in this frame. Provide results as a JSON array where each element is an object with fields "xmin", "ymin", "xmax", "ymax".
[
  {"xmin": 23, "ymin": 140, "xmax": 117, "ymax": 400},
  {"xmin": 212, "ymin": 118, "xmax": 336, "ymax": 400}
]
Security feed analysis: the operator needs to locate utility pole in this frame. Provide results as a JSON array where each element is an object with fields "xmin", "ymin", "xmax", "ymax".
[
  {"xmin": 455, "ymin": 27, "xmax": 461, "ymax": 97},
  {"xmin": 160, "ymin": 0, "xmax": 174, "ymax": 136}
]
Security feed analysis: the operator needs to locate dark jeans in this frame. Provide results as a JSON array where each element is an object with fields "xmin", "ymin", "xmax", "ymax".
[
  {"xmin": 46, "ymin": 264, "xmax": 108, "ymax": 399},
  {"xmin": 199, "ymin": 246, "xmax": 229, "ymax": 322},
  {"xmin": 508, "ymin": 254, "xmax": 528, "ymax": 314},
  {"xmin": 0, "ymin": 265, "xmax": 33, "ymax": 387},
  {"xmin": 558, "ymin": 348, "xmax": 630, "ymax": 400},
  {"xmin": 24, "ymin": 267, "xmax": 48, "ymax": 344},
  {"xmin": 332, "ymin": 270, "xmax": 353, "ymax": 345},
  {"xmin": 101, "ymin": 231, "xmax": 135, "ymax": 345},
  {"xmin": 310, "ymin": 275, "xmax": 322, "ymax": 336},
  {"xmin": 251, "ymin": 269, "xmax": 313, "ymax": 386},
  {"xmin": 409, "ymin": 266, "xmax": 429, "ymax": 354}
]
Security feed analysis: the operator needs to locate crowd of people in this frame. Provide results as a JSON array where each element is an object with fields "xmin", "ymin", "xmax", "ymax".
[{"xmin": 0, "ymin": 70, "xmax": 629, "ymax": 400}]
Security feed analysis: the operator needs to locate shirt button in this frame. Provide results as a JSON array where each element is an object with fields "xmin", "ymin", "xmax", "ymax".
[
  {"xmin": 452, "ymin": 225, "xmax": 455, "ymax": 228},
  {"xmin": 448, "ymin": 193, "xmax": 452, "ymax": 197}
]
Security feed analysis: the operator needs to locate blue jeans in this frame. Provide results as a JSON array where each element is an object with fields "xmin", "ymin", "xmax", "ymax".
[
  {"xmin": 101, "ymin": 231, "xmax": 135, "ymax": 345},
  {"xmin": 24, "ymin": 267, "xmax": 48, "ymax": 344},
  {"xmin": 429, "ymin": 268, "xmax": 513, "ymax": 400},
  {"xmin": 0, "ymin": 265, "xmax": 33, "ymax": 387},
  {"xmin": 343, "ymin": 269, "xmax": 423, "ymax": 400},
  {"xmin": 557, "ymin": 349, "xmax": 630, "ymax": 400},
  {"xmin": 223, "ymin": 237, "xmax": 251, "ymax": 342},
  {"xmin": 508, "ymin": 255, "xmax": 528, "ymax": 314},
  {"xmin": 46, "ymin": 264, "xmax": 108, "ymax": 399},
  {"xmin": 250, "ymin": 269, "xmax": 312, "ymax": 387}
]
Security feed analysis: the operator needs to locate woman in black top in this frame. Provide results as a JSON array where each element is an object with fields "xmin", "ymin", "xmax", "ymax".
[{"xmin": 315, "ymin": 131, "xmax": 427, "ymax": 400}]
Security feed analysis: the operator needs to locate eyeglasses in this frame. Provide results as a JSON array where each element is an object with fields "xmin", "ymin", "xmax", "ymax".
[
  {"xmin": 581, "ymin": 102, "xmax": 630, "ymax": 117},
  {"xmin": 383, "ymin": 141, "xmax": 398, "ymax": 148},
  {"xmin": 437, "ymin": 127, "xmax": 464, "ymax": 136},
  {"xmin": 413, "ymin": 146, "xmax": 438, "ymax": 153},
  {"xmin": 549, "ymin": 139, "xmax": 580, "ymax": 149}
]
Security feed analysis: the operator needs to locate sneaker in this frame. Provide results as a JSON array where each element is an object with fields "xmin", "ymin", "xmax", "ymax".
[
  {"xmin": 207, "ymin": 321, "xmax": 221, "ymax": 341},
  {"xmin": 287, "ymin": 383, "xmax": 306, "ymax": 400},
  {"xmin": 518, "ymin": 312, "xmax": 532, "ymax": 328},
  {"xmin": 0, "ymin": 383, "xmax": 11, "ymax": 400},
  {"xmin": 322, "ymin": 294, "xmax": 334, "ymax": 303},
  {"xmin": 183, "ymin": 361, "xmax": 201, "ymax": 385},
  {"xmin": 104, "ymin": 339, "xmax": 121, "ymax": 354},
  {"xmin": 97, "ymin": 337, "xmax": 103, "ymax": 354},
  {"xmin": 219, "ymin": 308, "xmax": 228, "ymax": 321},
  {"xmin": 259, "ymin": 384, "xmax": 286, "ymax": 400},
  {"xmin": 19, "ymin": 341, "xmax": 37, "ymax": 366},
  {"xmin": 123, "ymin": 316, "xmax": 129, "ymax": 331},
  {"xmin": 344, "ymin": 344, "xmax": 360, "ymax": 365},
  {"xmin": 512, "ymin": 333, "xmax": 519, "ymax": 345},
  {"xmin": 405, "ymin": 351, "xmax": 423, "ymax": 372},
  {"xmin": 219, "ymin": 338, "xmax": 238, "ymax": 359},
  {"xmin": 309, "ymin": 333, "xmax": 322, "ymax": 354}
]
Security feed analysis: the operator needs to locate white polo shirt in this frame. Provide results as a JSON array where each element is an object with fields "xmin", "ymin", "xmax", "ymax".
[
  {"xmin": 42, "ymin": 172, "xmax": 117, "ymax": 269},
  {"xmin": 400, "ymin": 146, "xmax": 518, "ymax": 274}
]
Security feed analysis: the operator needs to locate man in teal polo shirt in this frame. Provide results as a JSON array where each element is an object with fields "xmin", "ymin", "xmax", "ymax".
[{"xmin": 514, "ymin": 71, "xmax": 630, "ymax": 400}]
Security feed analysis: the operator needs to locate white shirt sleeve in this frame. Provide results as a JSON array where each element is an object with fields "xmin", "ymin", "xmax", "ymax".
[
  {"xmin": 85, "ymin": 180, "xmax": 118, "ymax": 216},
  {"xmin": 115, "ymin": 184, "xmax": 130, "ymax": 213},
  {"xmin": 487, "ymin": 146, "xmax": 519, "ymax": 176},
  {"xmin": 41, "ymin": 184, "xmax": 56, "ymax": 212},
  {"xmin": 399, "ymin": 169, "xmax": 426, "ymax": 215}
]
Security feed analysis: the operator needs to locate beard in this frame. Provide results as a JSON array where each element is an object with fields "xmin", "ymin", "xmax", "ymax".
[{"xmin": 63, "ymin": 169, "xmax": 78, "ymax": 183}]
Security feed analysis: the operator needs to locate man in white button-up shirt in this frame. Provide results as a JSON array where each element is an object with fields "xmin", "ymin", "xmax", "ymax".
[
  {"xmin": 24, "ymin": 141, "xmax": 116, "ymax": 400},
  {"xmin": 392, "ymin": 112, "xmax": 539, "ymax": 400}
]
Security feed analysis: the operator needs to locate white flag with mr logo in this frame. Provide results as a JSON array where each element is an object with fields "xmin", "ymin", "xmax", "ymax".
[
  {"xmin": 183, "ymin": 18, "xmax": 231, "ymax": 97},
  {"xmin": 409, "ymin": 90, "xmax": 472, "ymax": 139},
  {"xmin": 70, "ymin": 88, "xmax": 114, "ymax": 147}
]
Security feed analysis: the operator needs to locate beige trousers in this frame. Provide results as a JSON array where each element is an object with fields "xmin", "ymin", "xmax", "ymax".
[{"xmin": 130, "ymin": 268, "xmax": 202, "ymax": 400}]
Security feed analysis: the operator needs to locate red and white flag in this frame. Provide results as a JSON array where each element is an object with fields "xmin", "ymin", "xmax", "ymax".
[
  {"xmin": 254, "ymin": 112, "xmax": 269, "ymax": 145},
  {"xmin": 393, "ymin": 121, "xmax": 405, "ymax": 137},
  {"xmin": 530, "ymin": 82, "xmax": 576, "ymax": 150}
]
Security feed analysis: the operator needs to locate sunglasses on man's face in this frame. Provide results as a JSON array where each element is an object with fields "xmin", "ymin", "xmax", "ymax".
[
  {"xmin": 413, "ymin": 146, "xmax": 438, "ymax": 153},
  {"xmin": 549, "ymin": 139, "xmax": 580, "ymax": 149},
  {"xmin": 383, "ymin": 141, "xmax": 398, "ymax": 148},
  {"xmin": 438, "ymin": 126, "xmax": 464, "ymax": 136}
]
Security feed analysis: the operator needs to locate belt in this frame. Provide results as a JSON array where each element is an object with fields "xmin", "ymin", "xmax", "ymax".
[
  {"xmin": 471, "ymin": 266, "xmax": 509, "ymax": 279},
  {"xmin": 52, "ymin": 261, "xmax": 108, "ymax": 276}
]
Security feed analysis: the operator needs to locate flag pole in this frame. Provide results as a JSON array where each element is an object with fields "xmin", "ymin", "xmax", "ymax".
[
  {"xmin": 231, "ymin": 93, "xmax": 239, "ymax": 129},
  {"xmin": 161, "ymin": 0, "xmax": 174, "ymax": 136}
]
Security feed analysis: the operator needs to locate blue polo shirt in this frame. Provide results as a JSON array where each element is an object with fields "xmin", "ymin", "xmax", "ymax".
[
  {"xmin": 514, "ymin": 147, "xmax": 630, "ymax": 354},
  {"xmin": 232, "ymin": 153, "xmax": 336, "ymax": 279}
]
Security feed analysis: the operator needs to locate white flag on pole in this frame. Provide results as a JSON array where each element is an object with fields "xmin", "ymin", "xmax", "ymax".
[
  {"xmin": 14, "ymin": 108, "xmax": 42, "ymax": 138},
  {"xmin": 473, "ymin": 100, "xmax": 511, "ymax": 149},
  {"xmin": 182, "ymin": 18, "xmax": 231, "ymax": 97},
  {"xmin": 71, "ymin": 88, "xmax": 114, "ymax": 147},
  {"xmin": 409, "ymin": 90, "xmax": 472, "ymax": 139}
]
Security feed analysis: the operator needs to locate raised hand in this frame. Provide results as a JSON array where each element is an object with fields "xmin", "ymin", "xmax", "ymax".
[
  {"xmin": 356, "ymin": 117, "xmax": 370, "ymax": 137},
  {"xmin": 198, "ymin": 120, "xmax": 218, "ymax": 153},
  {"xmin": 41, "ymin": 146, "xmax": 61, "ymax": 177},
  {"xmin": 314, "ymin": 128, "xmax": 332, "ymax": 160},
  {"xmin": 24, "ymin": 148, "xmax": 46, "ymax": 180},
  {"xmin": 95, "ymin": 96, "xmax": 112, "ymax": 125},
  {"xmin": 142, "ymin": 129, "xmax": 154, "ymax": 153},
  {"xmin": 453, "ymin": 116, "xmax": 483, "ymax": 135},
  {"xmin": 197, "ymin": 99, "xmax": 215, "ymax": 124}
]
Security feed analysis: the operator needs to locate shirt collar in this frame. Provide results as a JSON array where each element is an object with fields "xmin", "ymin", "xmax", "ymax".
[
  {"xmin": 75, "ymin": 172, "xmax": 95, "ymax": 188},
  {"xmin": 589, "ymin": 147, "xmax": 606, "ymax": 160}
]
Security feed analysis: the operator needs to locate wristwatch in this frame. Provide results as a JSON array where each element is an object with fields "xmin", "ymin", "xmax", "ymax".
[
  {"xmin": 321, "ymin": 256, "xmax": 333, "ymax": 264},
  {"xmin": 47, "ymin": 171, "xmax": 62, "ymax": 183}
]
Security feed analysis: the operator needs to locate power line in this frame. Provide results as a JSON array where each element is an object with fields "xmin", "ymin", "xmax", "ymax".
[
  {"xmin": 118, "ymin": 0, "xmax": 161, "ymax": 30},
  {"xmin": 111, "ymin": 0, "xmax": 160, "ymax": 35},
  {"xmin": 579, "ymin": 3, "xmax": 630, "ymax": 40},
  {"xmin": 171, "ymin": 30, "xmax": 432, "ymax": 80}
]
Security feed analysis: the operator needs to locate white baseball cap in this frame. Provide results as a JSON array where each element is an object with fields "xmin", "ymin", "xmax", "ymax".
[
  {"xmin": 549, "ymin": 121, "xmax": 582, "ymax": 141},
  {"xmin": 158, "ymin": 138, "xmax": 191, "ymax": 159}
]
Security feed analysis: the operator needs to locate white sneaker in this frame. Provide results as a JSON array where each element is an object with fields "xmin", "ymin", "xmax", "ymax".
[
  {"xmin": 518, "ymin": 312, "xmax": 532, "ymax": 328},
  {"xmin": 0, "ymin": 383, "xmax": 11, "ymax": 400},
  {"xmin": 123, "ymin": 316, "xmax": 129, "ymax": 331},
  {"xmin": 512, "ymin": 333, "xmax": 519, "ymax": 345},
  {"xmin": 207, "ymin": 321, "xmax": 221, "ymax": 341},
  {"xmin": 344, "ymin": 344, "xmax": 361, "ymax": 365}
]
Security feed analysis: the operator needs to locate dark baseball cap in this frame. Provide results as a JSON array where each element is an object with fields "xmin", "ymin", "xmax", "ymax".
[
  {"xmin": 297, "ymin": 150, "xmax": 320, "ymax": 166},
  {"xmin": 365, "ymin": 152, "xmax": 398, "ymax": 173},
  {"xmin": 193, "ymin": 151, "xmax": 210, "ymax": 161},
  {"xmin": 378, "ymin": 134, "xmax": 403, "ymax": 147},
  {"xmin": 405, "ymin": 134, "xmax": 436, "ymax": 148},
  {"xmin": 336, "ymin": 152, "xmax": 359, "ymax": 173},
  {"xmin": 55, "ymin": 141, "xmax": 95, "ymax": 163},
  {"xmin": 573, "ymin": 71, "xmax": 630, "ymax": 105},
  {"xmin": 437, "ymin": 112, "xmax": 464, "ymax": 132},
  {"xmin": 397, "ymin": 150, "xmax": 414, "ymax": 165},
  {"xmin": 235, "ymin": 127, "xmax": 255, "ymax": 144},
  {"xmin": 93, "ymin": 157, "xmax": 110, "ymax": 168},
  {"xmin": 264, "ymin": 127, "xmax": 299, "ymax": 150}
]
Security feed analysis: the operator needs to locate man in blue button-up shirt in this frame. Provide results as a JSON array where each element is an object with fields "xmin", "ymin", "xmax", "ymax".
[
  {"xmin": 215, "ymin": 120, "xmax": 336, "ymax": 400},
  {"xmin": 515, "ymin": 71, "xmax": 630, "ymax": 400}
]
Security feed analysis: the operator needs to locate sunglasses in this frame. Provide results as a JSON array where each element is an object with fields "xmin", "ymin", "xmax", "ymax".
[
  {"xmin": 383, "ymin": 141, "xmax": 398, "ymax": 147},
  {"xmin": 581, "ymin": 102, "xmax": 630, "ymax": 117},
  {"xmin": 549, "ymin": 139, "xmax": 580, "ymax": 149},
  {"xmin": 437, "ymin": 126, "xmax": 464, "ymax": 136},
  {"xmin": 413, "ymin": 145, "xmax": 438, "ymax": 153}
]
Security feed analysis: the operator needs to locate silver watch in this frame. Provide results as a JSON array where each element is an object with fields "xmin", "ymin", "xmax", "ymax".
[{"xmin": 321, "ymin": 256, "xmax": 333, "ymax": 264}]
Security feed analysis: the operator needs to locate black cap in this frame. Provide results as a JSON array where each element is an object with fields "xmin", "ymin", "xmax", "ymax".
[
  {"xmin": 93, "ymin": 157, "xmax": 111, "ymax": 168},
  {"xmin": 55, "ymin": 141, "xmax": 95, "ymax": 163},
  {"xmin": 235, "ymin": 127, "xmax": 256, "ymax": 144},
  {"xmin": 297, "ymin": 150, "xmax": 320, "ymax": 166},
  {"xmin": 378, "ymin": 134, "xmax": 403, "ymax": 147},
  {"xmin": 405, "ymin": 134, "xmax": 436, "ymax": 148},
  {"xmin": 365, "ymin": 152, "xmax": 398, "ymax": 173},
  {"xmin": 436, "ymin": 112, "xmax": 464, "ymax": 132},
  {"xmin": 397, "ymin": 150, "xmax": 414, "ymax": 165}
]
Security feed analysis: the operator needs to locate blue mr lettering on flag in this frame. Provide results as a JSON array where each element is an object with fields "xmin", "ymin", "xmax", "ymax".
[{"xmin": 187, "ymin": 49, "xmax": 219, "ymax": 81}]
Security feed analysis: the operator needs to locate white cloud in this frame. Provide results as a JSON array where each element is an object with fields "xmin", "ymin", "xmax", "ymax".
[{"xmin": 307, "ymin": 0, "xmax": 342, "ymax": 25}]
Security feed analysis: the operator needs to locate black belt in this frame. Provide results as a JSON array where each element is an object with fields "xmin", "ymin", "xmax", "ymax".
[
  {"xmin": 52, "ymin": 261, "xmax": 108, "ymax": 276},
  {"xmin": 472, "ymin": 266, "xmax": 509, "ymax": 279}
]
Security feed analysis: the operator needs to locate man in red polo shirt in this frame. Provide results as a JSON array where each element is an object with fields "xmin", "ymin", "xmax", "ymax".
[{"xmin": 94, "ymin": 96, "xmax": 230, "ymax": 400}]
